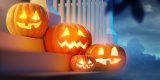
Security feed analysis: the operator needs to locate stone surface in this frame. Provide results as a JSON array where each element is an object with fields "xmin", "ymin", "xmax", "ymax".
[
  {"xmin": 0, "ymin": 31, "xmax": 45, "ymax": 52},
  {"xmin": 0, "ymin": 49, "xmax": 71, "ymax": 74}
]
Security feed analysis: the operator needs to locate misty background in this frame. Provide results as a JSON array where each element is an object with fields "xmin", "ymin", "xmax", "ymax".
[
  {"xmin": 113, "ymin": 0, "xmax": 160, "ymax": 79},
  {"xmin": 114, "ymin": 0, "xmax": 160, "ymax": 59}
]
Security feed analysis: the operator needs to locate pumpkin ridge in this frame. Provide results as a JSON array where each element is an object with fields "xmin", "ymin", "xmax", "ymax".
[
  {"xmin": 6, "ymin": 5, "xmax": 14, "ymax": 34},
  {"xmin": 6, "ymin": 3, "xmax": 48, "ymax": 38},
  {"xmin": 14, "ymin": 3, "xmax": 22, "ymax": 35},
  {"xmin": 51, "ymin": 24, "xmax": 63, "ymax": 52},
  {"xmin": 12, "ymin": 4, "xmax": 20, "ymax": 35},
  {"xmin": 7, "ymin": 4, "xmax": 17, "ymax": 35}
]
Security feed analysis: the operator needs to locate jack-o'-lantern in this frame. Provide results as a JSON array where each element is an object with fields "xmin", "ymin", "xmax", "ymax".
[
  {"xmin": 85, "ymin": 44, "xmax": 126, "ymax": 71},
  {"xmin": 6, "ymin": 3, "xmax": 48, "ymax": 38},
  {"xmin": 70, "ymin": 55, "xmax": 96, "ymax": 72},
  {"xmin": 44, "ymin": 24, "xmax": 92, "ymax": 55}
]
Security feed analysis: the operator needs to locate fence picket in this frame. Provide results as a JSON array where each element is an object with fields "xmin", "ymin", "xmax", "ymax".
[
  {"xmin": 87, "ymin": 0, "xmax": 91, "ymax": 31},
  {"xmin": 82, "ymin": 0, "xmax": 87, "ymax": 26},
  {"xmin": 96, "ymin": 0, "xmax": 100, "ymax": 43},
  {"xmin": 53, "ymin": 0, "xmax": 58, "ymax": 11},
  {"xmin": 78, "ymin": 0, "xmax": 82, "ymax": 24},
  {"xmin": 72, "ymin": 0, "xmax": 77, "ymax": 23},
  {"xmin": 66, "ymin": 0, "xmax": 71, "ymax": 23},
  {"xmin": 47, "ymin": 0, "xmax": 109, "ymax": 44},
  {"xmin": 59, "ymin": 0, "xmax": 65, "ymax": 23}
]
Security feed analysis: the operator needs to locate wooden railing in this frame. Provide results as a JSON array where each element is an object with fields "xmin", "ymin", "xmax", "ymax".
[{"xmin": 31, "ymin": 0, "xmax": 114, "ymax": 44}]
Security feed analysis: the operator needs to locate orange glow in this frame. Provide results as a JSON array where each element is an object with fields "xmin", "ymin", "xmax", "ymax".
[
  {"xmin": 96, "ymin": 58, "xmax": 121, "ymax": 65},
  {"xmin": 88, "ymin": 60, "xmax": 92, "ymax": 64},
  {"xmin": 79, "ymin": 59, "xmax": 85, "ymax": 65},
  {"xmin": 17, "ymin": 21, "xmax": 41, "ymax": 29},
  {"xmin": 111, "ymin": 47, "xmax": 119, "ymax": 56},
  {"xmin": 96, "ymin": 58, "xmax": 107, "ymax": 65},
  {"xmin": 61, "ymin": 27, "xmax": 70, "ymax": 37},
  {"xmin": 109, "ymin": 58, "xmax": 121, "ymax": 64},
  {"xmin": 85, "ymin": 44, "xmax": 126, "ymax": 71},
  {"xmin": 58, "ymin": 41, "xmax": 87, "ymax": 49},
  {"xmin": 95, "ymin": 46, "xmax": 121, "ymax": 65},
  {"xmin": 20, "ymin": 10, "xmax": 27, "ymax": 19},
  {"xmin": 17, "ymin": 11, "xmax": 42, "ymax": 29},
  {"xmin": 78, "ymin": 29, "xmax": 85, "ymax": 37},
  {"xmin": 32, "ymin": 11, "xmax": 40, "ymax": 20},
  {"xmin": 76, "ymin": 59, "xmax": 94, "ymax": 69},
  {"xmin": 98, "ymin": 47, "xmax": 104, "ymax": 55},
  {"xmin": 89, "ymin": 48, "xmax": 93, "ymax": 53}
]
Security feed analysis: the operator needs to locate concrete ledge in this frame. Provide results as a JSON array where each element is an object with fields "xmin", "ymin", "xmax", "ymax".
[
  {"xmin": 0, "ymin": 32, "xmax": 72, "ymax": 74},
  {"xmin": 0, "ymin": 49, "xmax": 72, "ymax": 74},
  {"xmin": 0, "ymin": 32, "xmax": 45, "ymax": 52}
]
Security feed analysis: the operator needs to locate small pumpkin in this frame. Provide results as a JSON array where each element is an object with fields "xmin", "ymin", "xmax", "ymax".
[
  {"xmin": 70, "ymin": 55, "xmax": 96, "ymax": 72},
  {"xmin": 6, "ymin": 3, "xmax": 48, "ymax": 38},
  {"xmin": 44, "ymin": 23, "xmax": 92, "ymax": 55},
  {"xmin": 85, "ymin": 44, "xmax": 126, "ymax": 71}
]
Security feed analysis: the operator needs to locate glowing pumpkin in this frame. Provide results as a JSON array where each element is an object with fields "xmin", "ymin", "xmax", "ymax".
[
  {"xmin": 70, "ymin": 55, "xmax": 96, "ymax": 72},
  {"xmin": 6, "ymin": 3, "xmax": 48, "ymax": 38},
  {"xmin": 85, "ymin": 44, "xmax": 126, "ymax": 71},
  {"xmin": 44, "ymin": 23, "xmax": 92, "ymax": 55}
]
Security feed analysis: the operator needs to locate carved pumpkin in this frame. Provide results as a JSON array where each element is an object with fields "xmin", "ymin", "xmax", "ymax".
[
  {"xmin": 70, "ymin": 55, "xmax": 96, "ymax": 72},
  {"xmin": 85, "ymin": 44, "xmax": 126, "ymax": 71},
  {"xmin": 44, "ymin": 23, "xmax": 92, "ymax": 55},
  {"xmin": 6, "ymin": 3, "xmax": 48, "ymax": 38}
]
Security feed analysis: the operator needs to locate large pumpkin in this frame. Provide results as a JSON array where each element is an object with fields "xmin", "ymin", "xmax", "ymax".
[
  {"xmin": 70, "ymin": 55, "xmax": 96, "ymax": 72},
  {"xmin": 44, "ymin": 23, "xmax": 92, "ymax": 55},
  {"xmin": 85, "ymin": 44, "xmax": 126, "ymax": 71},
  {"xmin": 6, "ymin": 3, "xmax": 48, "ymax": 38}
]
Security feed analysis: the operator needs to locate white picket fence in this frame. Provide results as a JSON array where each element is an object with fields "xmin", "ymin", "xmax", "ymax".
[{"xmin": 31, "ymin": 0, "xmax": 111, "ymax": 44}]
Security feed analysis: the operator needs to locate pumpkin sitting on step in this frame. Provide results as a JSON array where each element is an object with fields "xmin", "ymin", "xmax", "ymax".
[
  {"xmin": 85, "ymin": 44, "xmax": 126, "ymax": 71},
  {"xmin": 70, "ymin": 55, "xmax": 96, "ymax": 72},
  {"xmin": 6, "ymin": 3, "xmax": 48, "ymax": 38},
  {"xmin": 44, "ymin": 23, "xmax": 92, "ymax": 55}
]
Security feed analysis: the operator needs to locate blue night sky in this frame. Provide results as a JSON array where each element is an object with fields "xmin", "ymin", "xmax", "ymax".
[{"xmin": 114, "ymin": 0, "xmax": 160, "ymax": 59}]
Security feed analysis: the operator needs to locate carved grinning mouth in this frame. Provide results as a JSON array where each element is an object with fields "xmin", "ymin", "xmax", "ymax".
[
  {"xmin": 58, "ymin": 41, "xmax": 87, "ymax": 49},
  {"xmin": 76, "ymin": 63, "xmax": 94, "ymax": 69},
  {"xmin": 16, "ymin": 21, "xmax": 41, "ymax": 29},
  {"xmin": 96, "ymin": 58, "xmax": 121, "ymax": 65}
]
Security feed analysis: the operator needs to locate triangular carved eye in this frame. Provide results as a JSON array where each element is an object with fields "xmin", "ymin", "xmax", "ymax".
[
  {"xmin": 79, "ymin": 59, "xmax": 84, "ymax": 65},
  {"xmin": 98, "ymin": 47, "xmax": 104, "ymax": 55},
  {"xmin": 78, "ymin": 29, "xmax": 85, "ymax": 37},
  {"xmin": 61, "ymin": 27, "xmax": 70, "ymax": 37},
  {"xmin": 32, "ymin": 11, "xmax": 40, "ymax": 20},
  {"xmin": 111, "ymin": 47, "xmax": 119, "ymax": 56},
  {"xmin": 20, "ymin": 11, "xmax": 27, "ymax": 19},
  {"xmin": 88, "ymin": 60, "xmax": 92, "ymax": 64}
]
